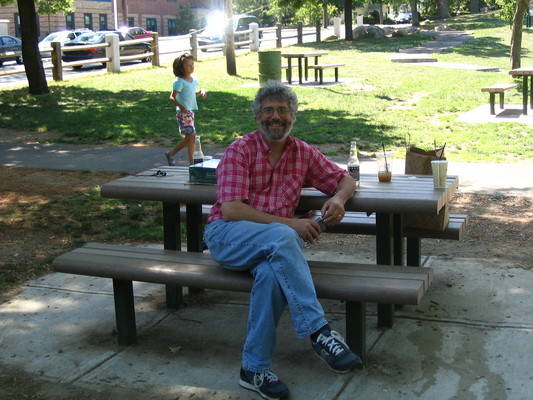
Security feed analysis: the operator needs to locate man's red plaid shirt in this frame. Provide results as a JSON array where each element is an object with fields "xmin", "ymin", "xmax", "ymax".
[{"xmin": 207, "ymin": 130, "xmax": 348, "ymax": 223}]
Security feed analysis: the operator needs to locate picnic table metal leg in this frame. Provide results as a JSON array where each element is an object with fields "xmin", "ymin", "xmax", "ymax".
[
  {"xmin": 346, "ymin": 301, "xmax": 367, "ymax": 363},
  {"xmin": 393, "ymin": 214, "xmax": 404, "ymax": 266},
  {"xmin": 298, "ymin": 57, "xmax": 303, "ymax": 84},
  {"xmin": 520, "ymin": 79, "xmax": 526, "ymax": 114},
  {"xmin": 529, "ymin": 76, "xmax": 533, "ymax": 111},
  {"xmin": 186, "ymin": 203, "xmax": 204, "ymax": 295},
  {"xmin": 163, "ymin": 202, "xmax": 184, "ymax": 308},
  {"xmin": 489, "ymin": 93, "xmax": 496, "ymax": 115},
  {"xmin": 113, "ymin": 279, "xmax": 137, "ymax": 346},
  {"xmin": 406, "ymin": 237, "xmax": 422, "ymax": 266},
  {"xmin": 287, "ymin": 59, "xmax": 292, "ymax": 84},
  {"xmin": 376, "ymin": 213, "xmax": 395, "ymax": 328}
]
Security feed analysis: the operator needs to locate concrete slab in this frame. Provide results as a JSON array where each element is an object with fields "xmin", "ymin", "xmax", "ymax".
[
  {"xmin": 457, "ymin": 104, "xmax": 533, "ymax": 124},
  {"xmin": 389, "ymin": 53, "xmax": 438, "ymax": 63},
  {"xmin": 338, "ymin": 256, "xmax": 533, "ymax": 400},
  {"xmin": 399, "ymin": 47, "xmax": 446, "ymax": 54},
  {"xmin": 1, "ymin": 256, "xmax": 531, "ymax": 399},
  {"xmin": 0, "ymin": 272, "xmax": 376, "ymax": 399},
  {"xmin": 413, "ymin": 62, "xmax": 500, "ymax": 72}
]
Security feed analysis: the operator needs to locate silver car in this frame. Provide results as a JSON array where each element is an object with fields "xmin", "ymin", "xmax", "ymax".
[{"xmin": 39, "ymin": 29, "xmax": 92, "ymax": 58}]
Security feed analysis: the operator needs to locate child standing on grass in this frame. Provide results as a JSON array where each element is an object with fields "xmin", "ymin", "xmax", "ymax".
[{"xmin": 165, "ymin": 53, "xmax": 207, "ymax": 166}]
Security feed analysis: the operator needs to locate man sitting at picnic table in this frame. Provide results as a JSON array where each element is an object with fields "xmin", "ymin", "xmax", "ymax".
[{"xmin": 204, "ymin": 81, "xmax": 362, "ymax": 399}]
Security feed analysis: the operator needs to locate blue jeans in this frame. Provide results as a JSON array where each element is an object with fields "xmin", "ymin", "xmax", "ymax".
[{"xmin": 204, "ymin": 219, "xmax": 328, "ymax": 373}]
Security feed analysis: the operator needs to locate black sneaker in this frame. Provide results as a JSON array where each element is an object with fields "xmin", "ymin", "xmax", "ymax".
[
  {"xmin": 311, "ymin": 329, "xmax": 363, "ymax": 373},
  {"xmin": 239, "ymin": 367, "xmax": 290, "ymax": 399}
]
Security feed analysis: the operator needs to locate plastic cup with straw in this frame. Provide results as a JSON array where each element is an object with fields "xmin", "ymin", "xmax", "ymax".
[{"xmin": 377, "ymin": 143, "xmax": 393, "ymax": 182}]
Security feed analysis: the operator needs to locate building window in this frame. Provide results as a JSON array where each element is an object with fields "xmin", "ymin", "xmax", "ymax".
[
  {"xmin": 99, "ymin": 14, "xmax": 108, "ymax": 30},
  {"xmin": 128, "ymin": 17, "xmax": 135, "ymax": 27},
  {"xmin": 168, "ymin": 19, "xmax": 177, "ymax": 36},
  {"xmin": 84, "ymin": 14, "xmax": 93, "ymax": 30},
  {"xmin": 66, "ymin": 13, "xmax": 75, "ymax": 29},
  {"xmin": 146, "ymin": 18, "xmax": 157, "ymax": 32}
]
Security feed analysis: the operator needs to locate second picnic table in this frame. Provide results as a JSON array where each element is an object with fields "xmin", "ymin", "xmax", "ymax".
[
  {"xmin": 509, "ymin": 67, "xmax": 533, "ymax": 115},
  {"xmin": 282, "ymin": 51, "xmax": 328, "ymax": 84}
]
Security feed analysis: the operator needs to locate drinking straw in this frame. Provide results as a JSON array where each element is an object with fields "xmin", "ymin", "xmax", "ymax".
[
  {"xmin": 381, "ymin": 143, "xmax": 389, "ymax": 172},
  {"xmin": 439, "ymin": 143, "xmax": 446, "ymax": 160}
]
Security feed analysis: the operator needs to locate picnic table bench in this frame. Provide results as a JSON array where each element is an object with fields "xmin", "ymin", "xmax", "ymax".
[
  {"xmin": 307, "ymin": 63, "xmax": 345, "ymax": 84},
  {"xmin": 481, "ymin": 83, "xmax": 518, "ymax": 115},
  {"xmin": 52, "ymin": 242, "xmax": 434, "ymax": 362},
  {"xmin": 179, "ymin": 206, "xmax": 468, "ymax": 266}
]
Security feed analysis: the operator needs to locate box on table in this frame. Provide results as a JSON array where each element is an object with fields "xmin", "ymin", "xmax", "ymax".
[{"xmin": 188, "ymin": 159, "xmax": 220, "ymax": 184}]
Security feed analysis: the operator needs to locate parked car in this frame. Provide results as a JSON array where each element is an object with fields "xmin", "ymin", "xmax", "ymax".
[
  {"xmin": 62, "ymin": 31, "xmax": 151, "ymax": 69},
  {"xmin": 119, "ymin": 26, "xmax": 153, "ymax": 39},
  {"xmin": 0, "ymin": 35, "xmax": 23, "ymax": 67},
  {"xmin": 394, "ymin": 12, "xmax": 412, "ymax": 23},
  {"xmin": 39, "ymin": 29, "xmax": 92, "ymax": 58},
  {"xmin": 198, "ymin": 14, "xmax": 260, "ymax": 50}
]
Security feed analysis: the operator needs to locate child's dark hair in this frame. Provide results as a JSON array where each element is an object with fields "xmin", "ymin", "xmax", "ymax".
[{"xmin": 173, "ymin": 53, "xmax": 194, "ymax": 77}]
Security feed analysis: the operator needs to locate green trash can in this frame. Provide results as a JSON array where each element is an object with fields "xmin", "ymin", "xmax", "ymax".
[{"xmin": 258, "ymin": 51, "xmax": 281, "ymax": 86}]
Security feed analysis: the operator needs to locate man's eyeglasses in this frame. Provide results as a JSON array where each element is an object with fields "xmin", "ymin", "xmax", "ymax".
[{"xmin": 261, "ymin": 106, "xmax": 291, "ymax": 116}]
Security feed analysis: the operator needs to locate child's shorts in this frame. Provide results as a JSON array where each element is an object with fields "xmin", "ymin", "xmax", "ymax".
[{"xmin": 176, "ymin": 110, "xmax": 196, "ymax": 135}]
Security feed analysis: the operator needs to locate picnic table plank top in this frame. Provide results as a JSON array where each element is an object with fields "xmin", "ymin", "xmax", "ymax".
[{"xmin": 101, "ymin": 166, "xmax": 458, "ymax": 215}]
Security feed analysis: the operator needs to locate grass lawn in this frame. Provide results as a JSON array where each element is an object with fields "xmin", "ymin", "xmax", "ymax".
[{"xmin": 0, "ymin": 12, "xmax": 532, "ymax": 162}]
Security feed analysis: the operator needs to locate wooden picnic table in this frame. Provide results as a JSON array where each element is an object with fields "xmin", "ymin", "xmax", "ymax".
[
  {"xmin": 101, "ymin": 167, "xmax": 459, "ymax": 325},
  {"xmin": 509, "ymin": 67, "xmax": 533, "ymax": 115},
  {"xmin": 282, "ymin": 51, "xmax": 328, "ymax": 84}
]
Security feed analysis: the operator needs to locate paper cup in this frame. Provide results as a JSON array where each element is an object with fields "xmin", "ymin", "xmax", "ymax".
[{"xmin": 431, "ymin": 160, "xmax": 448, "ymax": 189}]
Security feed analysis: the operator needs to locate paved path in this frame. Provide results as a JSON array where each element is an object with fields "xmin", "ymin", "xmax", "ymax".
[{"xmin": 2, "ymin": 141, "xmax": 532, "ymax": 197}]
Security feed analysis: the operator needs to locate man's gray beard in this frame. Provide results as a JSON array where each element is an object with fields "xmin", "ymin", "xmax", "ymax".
[{"xmin": 259, "ymin": 120, "xmax": 293, "ymax": 141}]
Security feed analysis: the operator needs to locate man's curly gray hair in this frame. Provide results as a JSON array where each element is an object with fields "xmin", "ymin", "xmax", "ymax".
[{"xmin": 252, "ymin": 81, "xmax": 298, "ymax": 116}]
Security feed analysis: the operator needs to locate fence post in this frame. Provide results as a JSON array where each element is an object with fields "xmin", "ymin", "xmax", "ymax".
[
  {"xmin": 297, "ymin": 22, "xmax": 303, "ymax": 44},
  {"xmin": 316, "ymin": 20, "xmax": 321, "ymax": 42},
  {"xmin": 189, "ymin": 30, "xmax": 198, "ymax": 60},
  {"xmin": 276, "ymin": 23, "xmax": 282, "ymax": 48},
  {"xmin": 105, "ymin": 33, "xmax": 120, "ymax": 73},
  {"xmin": 250, "ymin": 22, "xmax": 259, "ymax": 52},
  {"xmin": 151, "ymin": 32, "xmax": 160, "ymax": 66},
  {"xmin": 51, "ymin": 41, "xmax": 63, "ymax": 81}
]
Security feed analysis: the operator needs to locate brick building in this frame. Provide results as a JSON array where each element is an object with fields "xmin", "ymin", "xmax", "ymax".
[{"xmin": 0, "ymin": 0, "xmax": 222, "ymax": 38}]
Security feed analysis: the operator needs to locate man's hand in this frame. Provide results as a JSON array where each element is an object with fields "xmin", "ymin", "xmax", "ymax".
[
  {"xmin": 287, "ymin": 218, "xmax": 322, "ymax": 243},
  {"xmin": 321, "ymin": 175, "xmax": 356, "ymax": 226}
]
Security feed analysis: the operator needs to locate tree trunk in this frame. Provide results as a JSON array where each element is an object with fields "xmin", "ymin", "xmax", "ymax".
[
  {"xmin": 17, "ymin": 0, "xmax": 49, "ymax": 95},
  {"xmin": 379, "ymin": 3, "xmax": 384, "ymax": 25},
  {"xmin": 469, "ymin": 0, "xmax": 480, "ymax": 13},
  {"xmin": 411, "ymin": 0, "xmax": 419, "ymax": 26},
  {"xmin": 437, "ymin": 0, "xmax": 450, "ymax": 19},
  {"xmin": 510, "ymin": 0, "xmax": 529, "ymax": 69},
  {"xmin": 323, "ymin": 3, "xmax": 328, "ymax": 29},
  {"xmin": 224, "ymin": 0, "xmax": 236, "ymax": 76},
  {"xmin": 344, "ymin": 0, "xmax": 353, "ymax": 40}
]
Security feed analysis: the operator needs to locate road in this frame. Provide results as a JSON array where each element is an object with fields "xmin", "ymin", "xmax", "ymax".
[{"xmin": 0, "ymin": 26, "xmax": 337, "ymax": 89}]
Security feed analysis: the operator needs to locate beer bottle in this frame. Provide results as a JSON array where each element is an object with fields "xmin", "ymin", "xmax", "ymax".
[{"xmin": 347, "ymin": 141, "xmax": 360, "ymax": 186}]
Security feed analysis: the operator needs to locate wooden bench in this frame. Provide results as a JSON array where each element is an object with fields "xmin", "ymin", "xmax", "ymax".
[
  {"xmin": 52, "ymin": 242, "xmax": 434, "ymax": 362},
  {"xmin": 307, "ymin": 63, "xmax": 344, "ymax": 84},
  {"xmin": 481, "ymin": 83, "xmax": 518, "ymax": 115},
  {"xmin": 179, "ymin": 207, "xmax": 468, "ymax": 266}
]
